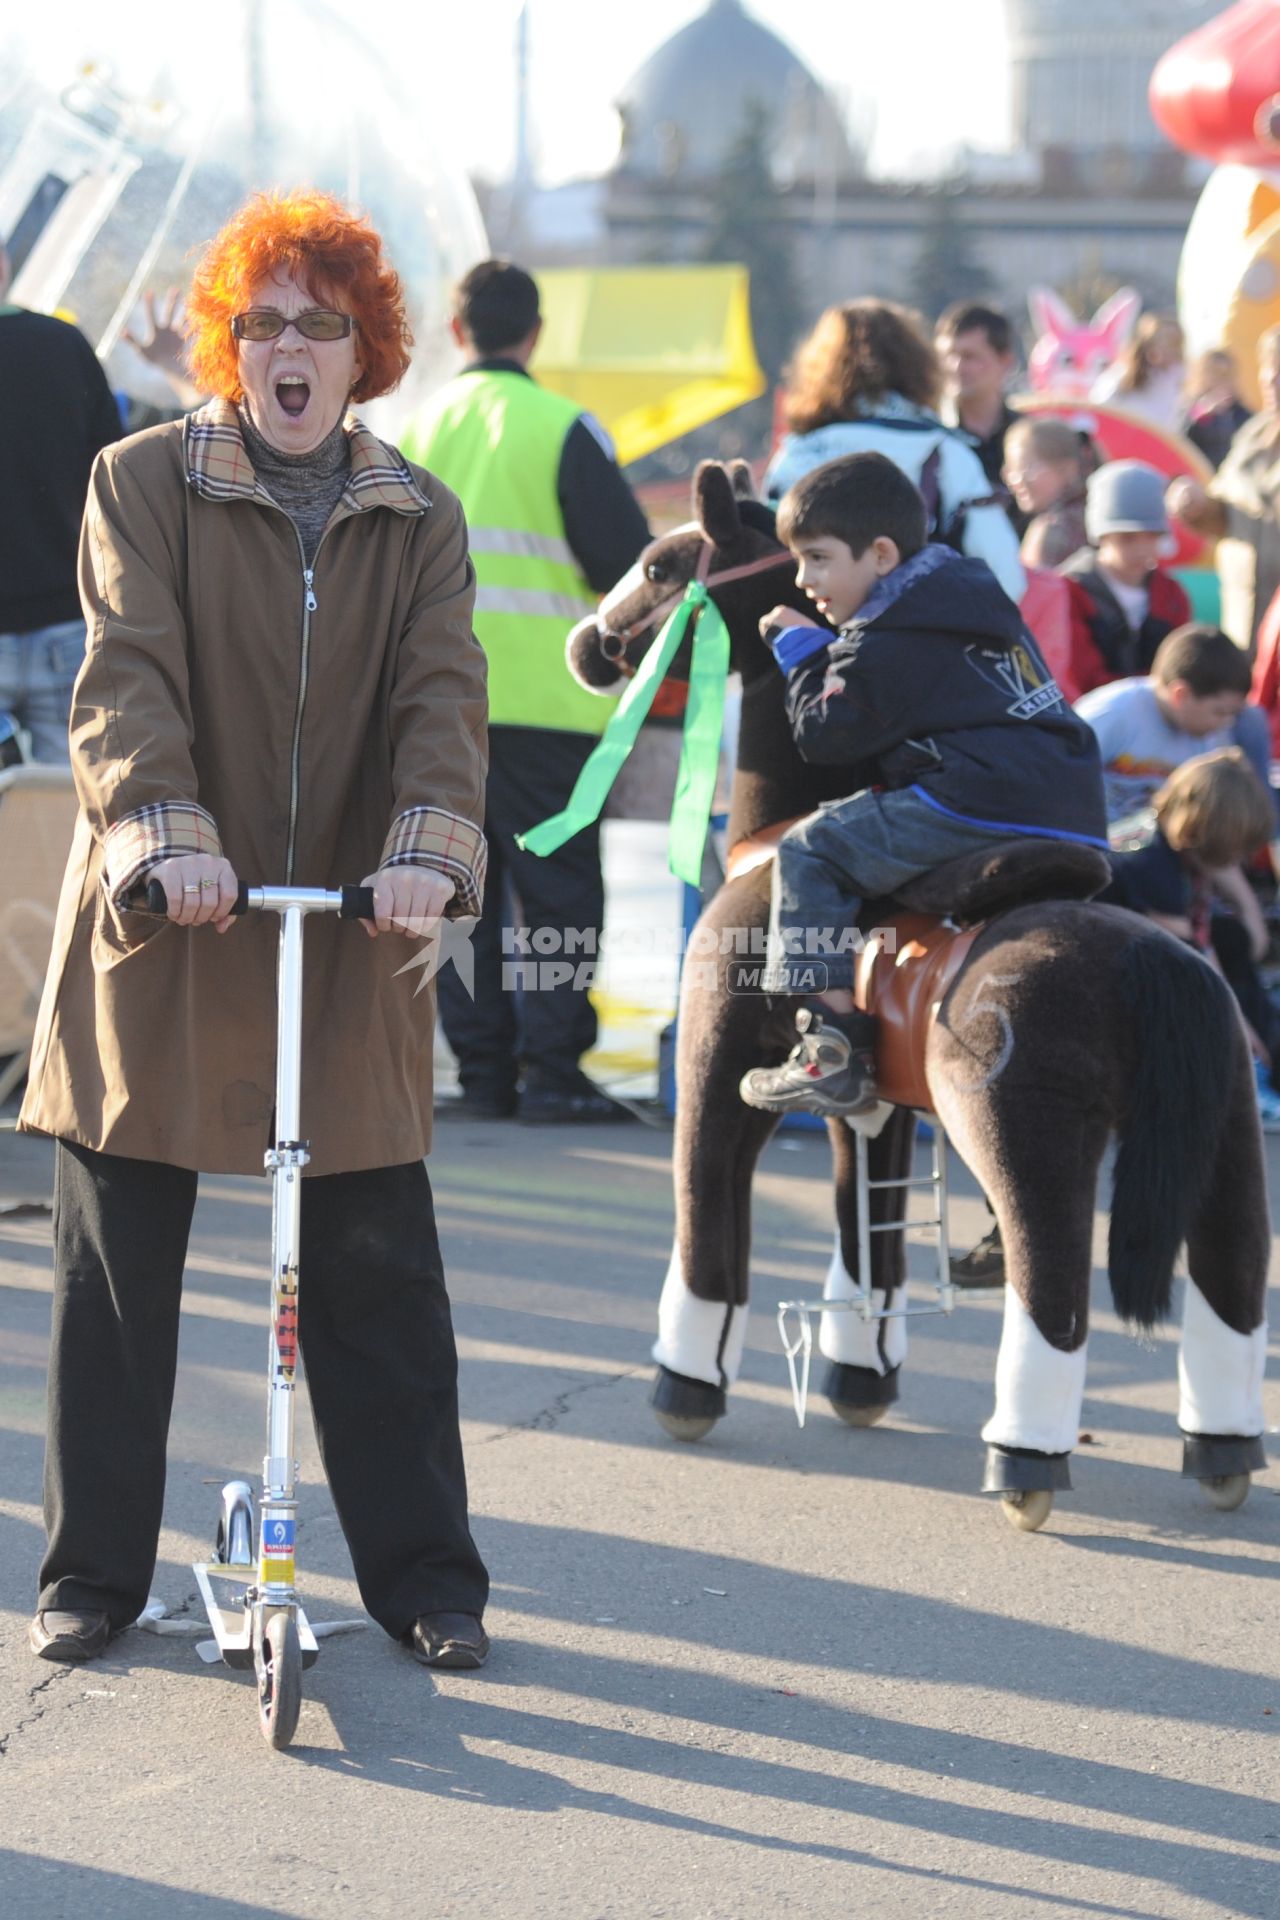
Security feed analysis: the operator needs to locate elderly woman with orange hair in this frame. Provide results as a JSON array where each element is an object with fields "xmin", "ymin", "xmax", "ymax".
[{"xmin": 21, "ymin": 191, "xmax": 493, "ymax": 1673}]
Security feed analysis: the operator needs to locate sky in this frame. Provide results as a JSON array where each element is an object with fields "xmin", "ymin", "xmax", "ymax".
[{"xmin": 12, "ymin": 0, "xmax": 1013, "ymax": 188}]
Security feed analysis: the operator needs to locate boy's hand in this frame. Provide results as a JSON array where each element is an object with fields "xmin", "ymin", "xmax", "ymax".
[{"xmin": 759, "ymin": 605, "xmax": 819, "ymax": 643}]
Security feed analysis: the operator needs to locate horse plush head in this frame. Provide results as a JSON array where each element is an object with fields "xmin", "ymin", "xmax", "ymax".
[
  {"xmin": 566, "ymin": 459, "xmax": 814, "ymax": 697},
  {"xmin": 1027, "ymin": 287, "xmax": 1142, "ymax": 395}
]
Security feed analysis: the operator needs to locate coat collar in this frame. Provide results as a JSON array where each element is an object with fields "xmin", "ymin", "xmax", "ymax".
[{"xmin": 184, "ymin": 398, "xmax": 430, "ymax": 517}]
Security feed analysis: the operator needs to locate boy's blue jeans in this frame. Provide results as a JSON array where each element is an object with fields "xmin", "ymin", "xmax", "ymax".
[{"xmin": 762, "ymin": 786, "xmax": 1020, "ymax": 994}]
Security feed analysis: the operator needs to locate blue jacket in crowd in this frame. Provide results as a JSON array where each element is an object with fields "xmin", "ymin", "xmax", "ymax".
[{"xmin": 770, "ymin": 544, "xmax": 1108, "ymax": 847}]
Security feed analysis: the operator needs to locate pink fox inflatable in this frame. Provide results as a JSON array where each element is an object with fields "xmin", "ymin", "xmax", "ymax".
[{"xmin": 1027, "ymin": 287, "xmax": 1142, "ymax": 396}]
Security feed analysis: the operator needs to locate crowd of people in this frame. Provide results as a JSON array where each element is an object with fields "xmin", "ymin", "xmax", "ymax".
[{"xmin": 9, "ymin": 182, "xmax": 1280, "ymax": 1671}]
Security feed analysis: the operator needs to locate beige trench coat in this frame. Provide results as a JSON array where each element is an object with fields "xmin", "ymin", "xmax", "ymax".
[
  {"xmin": 20, "ymin": 402, "xmax": 488, "ymax": 1175},
  {"xmin": 1210, "ymin": 412, "xmax": 1280, "ymax": 649}
]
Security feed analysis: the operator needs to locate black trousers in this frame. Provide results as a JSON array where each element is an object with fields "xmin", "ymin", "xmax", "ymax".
[
  {"xmin": 437, "ymin": 724, "xmax": 603, "ymax": 1095},
  {"xmin": 1212, "ymin": 913, "xmax": 1280, "ymax": 1090},
  {"xmin": 39, "ymin": 1142, "xmax": 489, "ymax": 1638}
]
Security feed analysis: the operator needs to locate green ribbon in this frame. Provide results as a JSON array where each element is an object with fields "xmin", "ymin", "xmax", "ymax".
[{"xmin": 517, "ymin": 581, "xmax": 730, "ymax": 887}]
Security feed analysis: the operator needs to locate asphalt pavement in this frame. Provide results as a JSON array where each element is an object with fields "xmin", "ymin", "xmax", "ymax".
[{"xmin": 1, "ymin": 1107, "xmax": 1278, "ymax": 1920}]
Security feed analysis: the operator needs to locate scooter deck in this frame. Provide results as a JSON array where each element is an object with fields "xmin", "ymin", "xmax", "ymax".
[{"xmin": 193, "ymin": 1560, "xmax": 321, "ymax": 1670}]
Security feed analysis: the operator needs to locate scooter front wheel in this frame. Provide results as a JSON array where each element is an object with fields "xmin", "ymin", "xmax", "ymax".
[{"xmin": 257, "ymin": 1611, "xmax": 302, "ymax": 1750}]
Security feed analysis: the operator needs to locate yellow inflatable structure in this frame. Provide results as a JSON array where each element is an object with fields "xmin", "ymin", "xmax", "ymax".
[{"xmin": 531, "ymin": 265, "xmax": 766, "ymax": 467}]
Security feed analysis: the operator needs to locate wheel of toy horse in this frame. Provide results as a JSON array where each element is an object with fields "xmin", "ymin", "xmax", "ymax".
[
  {"xmin": 830, "ymin": 1400, "xmax": 890, "ymax": 1428},
  {"xmin": 1000, "ymin": 1489, "xmax": 1054, "ymax": 1532},
  {"xmin": 650, "ymin": 1367, "xmax": 725, "ymax": 1443},
  {"xmin": 1202, "ymin": 1473, "xmax": 1251, "ymax": 1512},
  {"xmin": 654, "ymin": 1410, "xmax": 720, "ymax": 1442}
]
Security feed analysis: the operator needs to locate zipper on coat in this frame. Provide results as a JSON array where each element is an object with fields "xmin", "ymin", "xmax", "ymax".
[{"xmin": 285, "ymin": 530, "xmax": 322, "ymax": 884}]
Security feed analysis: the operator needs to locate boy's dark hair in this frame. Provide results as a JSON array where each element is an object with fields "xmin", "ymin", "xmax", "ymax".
[
  {"xmin": 777, "ymin": 451, "xmax": 928, "ymax": 561},
  {"xmin": 453, "ymin": 259, "xmax": 540, "ymax": 354},
  {"xmin": 1151, "ymin": 624, "xmax": 1252, "ymax": 698},
  {"xmin": 936, "ymin": 302, "xmax": 1015, "ymax": 358}
]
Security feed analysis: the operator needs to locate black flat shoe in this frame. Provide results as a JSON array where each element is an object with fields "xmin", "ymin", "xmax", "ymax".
[
  {"xmin": 518, "ymin": 1070, "xmax": 635, "ymax": 1125},
  {"xmin": 434, "ymin": 1088, "xmax": 518, "ymax": 1121},
  {"xmin": 519, "ymin": 1086, "xmax": 634, "ymax": 1125},
  {"xmin": 406, "ymin": 1611, "xmax": 490, "ymax": 1670},
  {"xmin": 29, "ymin": 1608, "xmax": 114, "ymax": 1662}
]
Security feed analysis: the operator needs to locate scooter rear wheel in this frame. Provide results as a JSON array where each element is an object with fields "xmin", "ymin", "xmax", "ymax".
[{"xmin": 258, "ymin": 1611, "xmax": 302, "ymax": 1750}]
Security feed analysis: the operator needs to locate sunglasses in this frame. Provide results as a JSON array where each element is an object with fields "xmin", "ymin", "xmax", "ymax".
[{"xmin": 231, "ymin": 309, "xmax": 355, "ymax": 342}]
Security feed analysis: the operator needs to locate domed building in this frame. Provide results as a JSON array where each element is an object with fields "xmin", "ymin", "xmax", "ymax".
[
  {"xmin": 506, "ymin": 0, "xmax": 1214, "ymax": 410},
  {"xmin": 613, "ymin": 0, "xmax": 857, "ymax": 187}
]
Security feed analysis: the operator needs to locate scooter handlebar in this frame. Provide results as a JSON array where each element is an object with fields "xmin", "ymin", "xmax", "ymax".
[{"xmin": 136, "ymin": 879, "xmax": 377, "ymax": 919}]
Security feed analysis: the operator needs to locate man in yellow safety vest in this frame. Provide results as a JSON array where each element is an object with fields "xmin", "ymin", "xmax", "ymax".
[{"xmin": 402, "ymin": 260, "xmax": 650, "ymax": 1122}]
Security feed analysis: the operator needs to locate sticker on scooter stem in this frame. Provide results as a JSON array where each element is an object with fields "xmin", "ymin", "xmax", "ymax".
[
  {"xmin": 274, "ymin": 1264, "xmax": 299, "ymax": 1378},
  {"xmin": 260, "ymin": 1516, "xmax": 295, "ymax": 1587}
]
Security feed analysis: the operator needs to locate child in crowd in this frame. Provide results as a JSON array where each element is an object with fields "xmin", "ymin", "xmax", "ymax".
[
  {"xmin": 1091, "ymin": 313, "xmax": 1186, "ymax": 433},
  {"xmin": 1102, "ymin": 748, "xmax": 1280, "ymax": 1127},
  {"xmin": 738, "ymin": 451, "xmax": 1107, "ymax": 1117},
  {"xmin": 1075, "ymin": 622, "xmax": 1268, "ymax": 823},
  {"xmin": 1181, "ymin": 349, "xmax": 1253, "ymax": 472},
  {"xmin": 1002, "ymin": 416, "xmax": 1090, "ymax": 568},
  {"xmin": 1058, "ymin": 460, "xmax": 1191, "ymax": 694}
]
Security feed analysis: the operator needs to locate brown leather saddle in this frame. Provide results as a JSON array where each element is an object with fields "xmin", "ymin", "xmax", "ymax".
[{"xmin": 855, "ymin": 839, "xmax": 1110, "ymax": 1112}]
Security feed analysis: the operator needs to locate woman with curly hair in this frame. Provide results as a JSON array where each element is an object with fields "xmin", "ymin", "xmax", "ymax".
[
  {"xmin": 21, "ymin": 191, "xmax": 493, "ymax": 1673},
  {"xmin": 763, "ymin": 299, "xmax": 1024, "ymax": 599}
]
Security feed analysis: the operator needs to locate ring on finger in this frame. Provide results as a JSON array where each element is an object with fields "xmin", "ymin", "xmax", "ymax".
[
  {"xmin": 183, "ymin": 884, "xmax": 202, "ymax": 894},
  {"xmin": 199, "ymin": 878, "xmax": 218, "ymax": 889}
]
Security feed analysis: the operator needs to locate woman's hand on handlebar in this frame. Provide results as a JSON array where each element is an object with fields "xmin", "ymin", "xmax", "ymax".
[
  {"xmin": 360, "ymin": 866, "xmax": 455, "ymax": 939},
  {"xmin": 147, "ymin": 855, "xmax": 241, "ymax": 932}
]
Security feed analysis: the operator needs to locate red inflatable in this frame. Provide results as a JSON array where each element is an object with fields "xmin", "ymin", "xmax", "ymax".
[{"xmin": 1149, "ymin": 0, "xmax": 1280, "ymax": 167}]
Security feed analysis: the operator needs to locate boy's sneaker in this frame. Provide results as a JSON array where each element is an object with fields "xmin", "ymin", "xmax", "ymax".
[
  {"xmin": 1255, "ymin": 1061, "xmax": 1280, "ymax": 1134},
  {"xmin": 740, "ymin": 1005, "xmax": 878, "ymax": 1116},
  {"xmin": 949, "ymin": 1223, "xmax": 1005, "ymax": 1288}
]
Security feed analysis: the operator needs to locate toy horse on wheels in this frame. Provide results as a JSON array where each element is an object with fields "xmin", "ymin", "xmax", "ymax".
[{"xmin": 566, "ymin": 461, "xmax": 1270, "ymax": 1530}]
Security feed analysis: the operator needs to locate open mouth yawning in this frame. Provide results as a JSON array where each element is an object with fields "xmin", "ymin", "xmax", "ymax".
[{"xmin": 276, "ymin": 375, "xmax": 311, "ymax": 418}]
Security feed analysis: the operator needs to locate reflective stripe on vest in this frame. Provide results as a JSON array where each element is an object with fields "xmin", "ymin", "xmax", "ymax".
[
  {"xmin": 474, "ymin": 585, "xmax": 597, "ymax": 620},
  {"xmin": 468, "ymin": 526, "xmax": 577, "ymax": 567},
  {"xmin": 402, "ymin": 372, "xmax": 614, "ymax": 735}
]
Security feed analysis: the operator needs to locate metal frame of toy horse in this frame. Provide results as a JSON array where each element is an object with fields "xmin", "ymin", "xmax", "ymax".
[{"xmin": 777, "ymin": 1116, "xmax": 957, "ymax": 1426}]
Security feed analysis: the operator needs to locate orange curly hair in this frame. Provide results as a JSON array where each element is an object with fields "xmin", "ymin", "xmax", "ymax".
[{"xmin": 185, "ymin": 190, "xmax": 412, "ymax": 404}]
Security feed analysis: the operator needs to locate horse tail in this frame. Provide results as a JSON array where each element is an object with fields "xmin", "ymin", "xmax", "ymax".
[{"xmin": 1108, "ymin": 935, "xmax": 1240, "ymax": 1330}]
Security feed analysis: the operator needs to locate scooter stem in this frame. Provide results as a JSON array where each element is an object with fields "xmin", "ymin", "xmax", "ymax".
[{"xmin": 261, "ymin": 905, "xmax": 309, "ymax": 1598}]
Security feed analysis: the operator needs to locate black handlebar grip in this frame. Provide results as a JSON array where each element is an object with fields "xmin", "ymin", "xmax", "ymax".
[
  {"xmin": 340, "ymin": 885, "xmax": 377, "ymax": 920},
  {"xmin": 140, "ymin": 879, "xmax": 251, "ymax": 915}
]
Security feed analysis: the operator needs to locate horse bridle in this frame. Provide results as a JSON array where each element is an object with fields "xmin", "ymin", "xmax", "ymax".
[{"xmin": 599, "ymin": 538, "xmax": 797, "ymax": 671}]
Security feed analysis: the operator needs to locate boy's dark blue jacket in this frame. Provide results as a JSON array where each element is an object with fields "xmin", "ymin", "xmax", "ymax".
[{"xmin": 771, "ymin": 544, "xmax": 1108, "ymax": 846}]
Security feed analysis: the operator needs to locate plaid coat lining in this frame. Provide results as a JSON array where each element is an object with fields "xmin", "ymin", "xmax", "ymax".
[
  {"xmin": 103, "ymin": 802, "xmax": 223, "ymax": 903},
  {"xmin": 185, "ymin": 399, "xmax": 432, "ymax": 520},
  {"xmin": 381, "ymin": 806, "xmax": 487, "ymax": 919}
]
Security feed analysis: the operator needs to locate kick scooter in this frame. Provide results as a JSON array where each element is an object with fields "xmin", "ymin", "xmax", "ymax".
[{"xmin": 144, "ymin": 878, "xmax": 376, "ymax": 1749}]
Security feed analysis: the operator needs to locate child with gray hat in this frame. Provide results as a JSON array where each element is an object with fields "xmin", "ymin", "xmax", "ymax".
[{"xmin": 1058, "ymin": 459, "xmax": 1192, "ymax": 694}]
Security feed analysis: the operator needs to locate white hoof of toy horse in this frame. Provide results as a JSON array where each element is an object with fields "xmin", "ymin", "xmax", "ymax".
[
  {"xmin": 1202, "ymin": 1472, "xmax": 1250, "ymax": 1512},
  {"xmin": 654, "ymin": 1409, "xmax": 718, "ymax": 1443},
  {"xmin": 1001, "ymin": 1489, "xmax": 1054, "ymax": 1532},
  {"xmin": 831, "ymin": 1400, "xmax": 889, "ymax": 1428}
]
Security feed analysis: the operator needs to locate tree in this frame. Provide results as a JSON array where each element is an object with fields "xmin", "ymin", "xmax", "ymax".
[
  {"xmin": 907, "ymin": 182, "xmax": 995, "ymax": 323},
  {"xmin": 700, "ymin": 107, "xmax": 805, "ymax": 387}
]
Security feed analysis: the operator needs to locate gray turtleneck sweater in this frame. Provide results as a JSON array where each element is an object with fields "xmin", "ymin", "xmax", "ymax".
[{"xmin": 239, "ymin": 410, "xmax": 352, "ymax": 564}]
